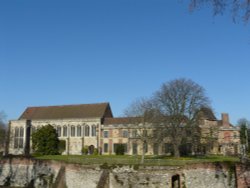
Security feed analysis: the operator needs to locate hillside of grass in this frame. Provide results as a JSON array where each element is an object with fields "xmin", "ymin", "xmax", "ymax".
[{"xmin": 34, "ymin": 155, "xmax": 240, "ymax": 166}]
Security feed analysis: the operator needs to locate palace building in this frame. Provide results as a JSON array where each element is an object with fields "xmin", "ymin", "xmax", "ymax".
[{"xmin": 7, "ymin": 103, "xmax": 240, "ymax": 156}]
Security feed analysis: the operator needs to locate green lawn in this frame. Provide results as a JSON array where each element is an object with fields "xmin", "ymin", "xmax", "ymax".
[{"xmin": 34, "ymin": 154, "xmax": 240, "ymax": 166}]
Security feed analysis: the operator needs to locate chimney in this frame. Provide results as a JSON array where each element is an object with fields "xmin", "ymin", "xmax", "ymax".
[{"xmin": 221, "ymin": 113, "xmax": 230, "ymax": 127}]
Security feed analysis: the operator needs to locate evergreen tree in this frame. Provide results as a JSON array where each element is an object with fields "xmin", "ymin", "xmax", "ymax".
[{"xmin": 32, "ymin": 125, "xmax": 60, "ymax": 155}]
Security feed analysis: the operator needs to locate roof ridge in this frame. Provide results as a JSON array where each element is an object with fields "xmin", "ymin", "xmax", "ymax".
[{"xmin": 26, "ymin": 102, "xmax": 110, "ymax": 109}]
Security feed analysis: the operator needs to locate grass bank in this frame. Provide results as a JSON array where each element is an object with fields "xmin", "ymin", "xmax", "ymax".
[{"xmin": 34, "ymin": 155, "xmax": 240, "ymax": 166}]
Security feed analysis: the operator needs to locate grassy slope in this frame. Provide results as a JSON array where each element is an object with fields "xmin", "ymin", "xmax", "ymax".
[{"xmin": 34, "ymin": 155, "xmax": 240, "ymax": 166}]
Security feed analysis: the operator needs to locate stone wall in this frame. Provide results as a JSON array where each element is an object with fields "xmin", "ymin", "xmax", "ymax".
[{"xmin": 0, "ymin": 157, "xmax": 249, "ymax": 188}]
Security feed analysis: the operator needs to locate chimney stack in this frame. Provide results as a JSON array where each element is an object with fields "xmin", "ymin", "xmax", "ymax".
[{"xmin": 221, "ymin": 113, "xmax": 230, "ymax": 127}]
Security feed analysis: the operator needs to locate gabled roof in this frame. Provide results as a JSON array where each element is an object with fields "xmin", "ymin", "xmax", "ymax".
[
  {"xmin": 19, "ymin": 103, "xmax": 113, "ymax": 120},
  {"xmin": 199, "ymin": 107, "xmax": 217, "ymax": 120}
]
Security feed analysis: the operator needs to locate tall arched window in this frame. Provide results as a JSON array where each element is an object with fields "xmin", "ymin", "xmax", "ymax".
[
  {"xmin": 31, "ymin": 127, "xmax": 36, "ymax": 134},
  {"xmin": 19, "ymin": 127, "xmax": 24, "ymax": 148},
  {"xmin": 77, "ymin": 125, "xmax": 81, "ymax": 137},
  {"xmin": 63, "ymin": 126, "xmax": 68, "ymax": 137},
  {"xmin": 14, "ymin": 127, "xmax": 19, "ymax": 149},
  {"xmin": 71, "ymin": 126, "xmax": 75, "ymax": 137},
  {"xmin": 92, "ymin": 125, "xmax": 96, "ymax": 136},
  {"xmin": 85, "ymin": 125, "xmax": 90, "ymax": 137},
  {"xmin": 57, "ymin": 127, "xmax": 62, "ymax": 137},
  {"xmin": 14, "ymin": 127, "xmax": 24, "ymax": 149}
]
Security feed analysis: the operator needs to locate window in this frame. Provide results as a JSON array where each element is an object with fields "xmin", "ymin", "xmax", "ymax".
[
  {"xmin": 153, "ymin": 130, "xmax": 158, "ymax": 137},
  {"xmin": 85, "ymin": 126, "xmax": 90, "ymax": 136},
  {"xmin": 132, "ymin": 143, "xmax": 138, "ymax": 155},
  {"xmin": 224, "ymin": 132, "xmax": 231, "ymax": 141},
  {"xmin": 77, "ymin": 126, "xmax": 81, "ymax": 137},
  {"xmin": 71, "ymin": 126, "xmax": 75, "ymax": 137},
  {"xmin": 164, "ymin": 143, "xmax": 174, "ymax": 155},
  {"xmin": 92, "ymin": 125, "xmax": 96, "ymax": 136},
  {"xmin": 153, "ymin": 143, "xmax": 159, "ymax": 155},
  {"xmin": 57, "ymin": 127, "xmax": 61, "ymax": 137},
  {"xmin": 143, "ymin": 142, "xmax": 148, "ymax": 153},
  {"xmin": 234, "ymin": 132, "xmax": 237, "ymax": 139},
  {"xmin": 143, "ymin": 130, "xmax": 147, "ymax": 137},
  {"xmin": 132, "ymin": 130, "xmax": 137, "ymax": 138},
  {"xmin": 14, "ymin": 127, "xmax": 24, "ymax": 149},
  {"xmin": 63, "ymin": 126, "xmax": 68, "ymax": 137},
  {"xmin": 31, "ymin": 127, "xmax": 36, "ymax": 134},
  {"xmin": 104, "ymin": 143, "xmax": 109, "ymax": 153},
  {"xmin": 122, "ymin": 130, "xmax": 128, "ymax": 138},
  {"xmin": 103, "ymin": 131, "xmax": 109, "ymax": 138},
  {"xmin": 14, "ymin": 127, "xmax": 19, "ymax": 149}
]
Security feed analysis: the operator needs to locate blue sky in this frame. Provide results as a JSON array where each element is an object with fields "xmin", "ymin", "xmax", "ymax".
[{"xmin": 0, "ymin": 0, "xmax": 250, "ymax": 124}]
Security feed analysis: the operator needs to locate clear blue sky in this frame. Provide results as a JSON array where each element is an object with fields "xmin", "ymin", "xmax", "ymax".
[{"xmin": 1, "ymin": 0, "xmax": 250, "ymax": 124}]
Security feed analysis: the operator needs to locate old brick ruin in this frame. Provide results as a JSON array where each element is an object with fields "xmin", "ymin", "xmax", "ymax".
[{"xmin": 0, "ymin": 157, "xmax": 249, "ymax": 188}]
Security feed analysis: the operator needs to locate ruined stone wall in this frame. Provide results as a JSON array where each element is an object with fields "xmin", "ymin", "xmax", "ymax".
[{"xmin": 0, "ymin": 157, "xmax": 249, "ymax": 188}]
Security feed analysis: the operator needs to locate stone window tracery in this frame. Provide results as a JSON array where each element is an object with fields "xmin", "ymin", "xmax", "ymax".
[
  {"xmin": 77, "ymin": 126, "xmax": 81, "ymax": 137},
  {"xmin": 85, "ymin": 125, "xmax": 90, "ymax": 137},
  {"xmin": 14, "ymin": 127, "xmax": 24, "ymax": 149},
  {"xmin": 71, "ymin": 126, "xmax": 75, "ymax": 137},
  {"xmin": 92, "ymin": 125, "xmax": 96, "ymax": 136},
  {"xmin": 63, "ymin": 126, "xmax": 68, "ymax": 137},
  {"xmin": 57, "ymin": 127, "xmax": 61, "ymax": 137}
]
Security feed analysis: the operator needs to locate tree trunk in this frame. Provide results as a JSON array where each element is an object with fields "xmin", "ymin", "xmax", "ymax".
[
  {"xmin": 173, "ymin": 143, "xmax": 180, "ymax": 158},
  {"xmin": 140, "ymin": 141, "xmax": 146, "ymax": 164}
]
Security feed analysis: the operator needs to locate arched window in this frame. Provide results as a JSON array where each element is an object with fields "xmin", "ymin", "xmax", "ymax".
[
  {"xmin": 85, "ymin": 126, "xmax": 90, "ymax": 137},
  {"xmin": 77, "ymin": 125, "xmax": 81, "ymax": 137},
  {"xmin": 63, "ymin": 126, "xmax": 68, "ymax": 137},
  {"xmin": 19, "ymin": 127, "xmax": 24, "ymax": 148},
  {"xmin": 57, "ymin": 127, "xmax": 62, "ymax": 137},
  {"xmin": 31, "ymin": 127, "xmax": 36, "ymax": 134},
  {"xmin": 14, "ymin": 127, "xmax": 19, "ymax": 149},
  {"xmin": 92, "ymin": 125, "xmax": 96, "ymax": 136},
  {"xmin": 71, "ymin": 126, "xmax": 75, "ymax": 137},
  {"xmin": 14, "ymin": 127, "xmax": 24, "ymax": 149}
]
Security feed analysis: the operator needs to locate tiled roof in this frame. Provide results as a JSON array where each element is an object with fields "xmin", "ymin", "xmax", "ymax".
[
  {"xmin": 103, "ymin": 117, "xmax": 143, "ymax": 125},
  {"xmin": 199, "ymin": 107, "xmax": 217, "ymax": 120},
  {"xmin": 19, "ymin": 103, "xmax": 113, "ymax": 120},
  {"xmin": 217, "ymin": 120, "xmax": 234, "ymax": 128}
]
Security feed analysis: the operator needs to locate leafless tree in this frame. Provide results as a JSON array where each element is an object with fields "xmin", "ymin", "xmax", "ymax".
[
  {"xmin": 152, "ymin": 78, "xmax": 210, "ymax": 157},
  {"xmin": 189, "ymin": 0, "xmax": 250, "ymax": 22},
  {"xmin": 125, "ymin": 79, "xmax": 211, "ymax": 158},
  {"xmin": 124, "ymin": 98, "xmax": 156, "ymax": 164},
  {"xmin": 0, "ymin": 111, "xmax": 7, "ymax": 154}
]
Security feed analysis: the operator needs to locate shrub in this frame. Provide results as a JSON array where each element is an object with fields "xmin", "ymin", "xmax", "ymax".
[
  {"xmin": 94, "ymin": 148, "xmax": 98, "ymax": 155},
  {"xmin": 59, "ymin": 140, "xmax": 66, "ymax": 154},
  {"xmin": 115, "ymin": 144, "xmax": 125, "ymax": 155},
  {"xmin": 32, "ymin": 125, "xmax": 59, "ymax": 155},
  {"xmin": 82, "ymin": 146, "xmax": 89, "ymax": 155}
]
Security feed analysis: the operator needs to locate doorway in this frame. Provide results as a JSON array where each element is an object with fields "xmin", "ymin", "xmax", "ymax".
[{"xmin": 171, "ymin": 174, "xmax": 180, "ymax": 188}]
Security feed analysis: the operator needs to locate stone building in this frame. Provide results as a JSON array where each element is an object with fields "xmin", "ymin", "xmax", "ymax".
[{"xmin": 7, "ymin": 103, "xmax": 240, "ymax": 156}]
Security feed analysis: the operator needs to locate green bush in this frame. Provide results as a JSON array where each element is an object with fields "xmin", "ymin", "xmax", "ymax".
[
  {"xmin": 82, "ymin": 146, "xmax": 89, "ymax": 155},
  {"xmin": 59, "ymin": 140, "xmax": 66, "ymax": 154},
  {"xmin": 93, "ymin": 148, "xmax": 98, "ymax": 155},
  {"xmin": 115, "ymin": 144, "xmax": 125, "ymax": 155},
  {"xmin": 32, "ymin": 125, "xmax": 60, "ymax": 155}
]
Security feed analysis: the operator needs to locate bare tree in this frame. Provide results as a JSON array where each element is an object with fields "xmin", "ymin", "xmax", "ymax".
[
  {"xmin": 152, "ymin": 78, "xmax": 210, "ymax": 157},
  {"xmin": 124, "ymin": 98, "xmax": 156, "ymax": 164},
  {"xmin": 125, "ymin": 79, "xmax": 211, "ymax": 158},
  {"xmin": 0, "ymin": 111, "xmax": 7, "ymax": 154},
  {"xmin": 189, "ymin": 0, "xmax": 250, "ymax": 22}
]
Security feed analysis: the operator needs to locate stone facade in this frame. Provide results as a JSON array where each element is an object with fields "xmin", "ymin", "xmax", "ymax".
[{"xmin": 7, "ymin": 103, "xmax": 240, "ymax": 156}]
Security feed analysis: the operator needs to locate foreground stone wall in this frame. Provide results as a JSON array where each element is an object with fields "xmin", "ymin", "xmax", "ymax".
[
  {"xmin": 109, "ymin": 164, "xmax": 236, "ymax": 188},
  {"xmin": 0, "ymin": 157, "xmax": 249, "ymax": 188}
]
